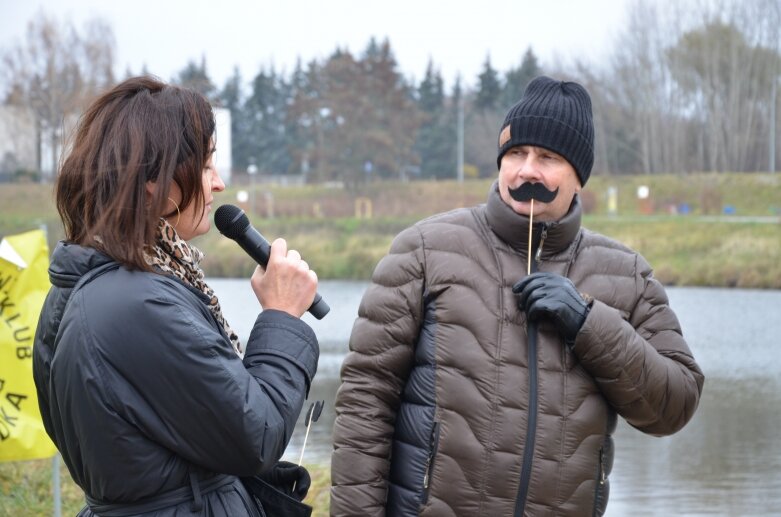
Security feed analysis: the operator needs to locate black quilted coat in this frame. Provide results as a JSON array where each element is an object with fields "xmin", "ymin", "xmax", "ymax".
[{"xmin": 33, "ymin": 242, "xmax": 319, "ymax": 516}]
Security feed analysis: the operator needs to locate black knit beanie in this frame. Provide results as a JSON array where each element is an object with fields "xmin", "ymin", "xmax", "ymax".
[{"xmin": 496, "ymin": 76, "xmax": 594, "ymax": 186}]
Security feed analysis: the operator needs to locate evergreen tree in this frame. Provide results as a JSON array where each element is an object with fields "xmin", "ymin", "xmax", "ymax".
[
  {"xmin": 501, "ymin": 47, "xmax": 542, "ymax": 110},
  {"xmin": 475, "ymin": 55, "xmax": 501, "ymax": 110},
  {"xmin": 358, "ymin": 38, "xmax": 419, "ymax": 183},
  {"xmin": 244, "ymin": 67, "xmax": 291, "ymax": 175},
  {"xmin": 309, "ymin": 38, "xmax": 420, "ymax": 186},
  {"xmin": 415, "ymin": 60, "xmax": 455, "ymax": 179},
  {"xmin": 218, "ymin": 67, "xmax": 241, "ymax": 110},
  {"xmin": 362, "ymin": 37, "xmax": 381, "ymax": 66},
  {"xmin": 465, "ymin": 67, "xmax": 502, "ymax": 178},
  {"xmin": 286, "ymin": 58, "xmax": 320, "ymax": 179},
  {"xmin": 418, "ymin": 60, "xmax": 444, "ymax": 112},
  {"xmin": 316, "ymin": 48, "xmax": 365, "ymax": 184},
  {"xmin": 175, "ymin": 55, "xmax": 217, "ymax": 102}
]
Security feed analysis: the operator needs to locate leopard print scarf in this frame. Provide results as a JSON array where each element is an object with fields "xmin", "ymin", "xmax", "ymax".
[{"xmin": 144, "ymin": 218, "xmax": 243, "ymax": 357}]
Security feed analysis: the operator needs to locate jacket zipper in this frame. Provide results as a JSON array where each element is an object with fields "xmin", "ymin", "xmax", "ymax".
[
  {"xmin": 422, "ymin": 421, "xmax": 441, "ymax": 504},
  {"xmin": 513, "ymin": 224, "xmax": 547, "ymax": 517},
  {"xmin": 591, "ymin": 447, "xmax": 607, "ymax": 517},
  {"xmin": 534, "ymin": 225, "xmax": 548, "ymax": 266},
  {"xmin": 513, "ymin": 322, "xmax": 539, "ymax": 517}
]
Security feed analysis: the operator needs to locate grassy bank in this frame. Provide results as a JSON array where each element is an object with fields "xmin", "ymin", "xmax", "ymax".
[
  {"xmin": 0, "ymin": 458, "xmax": 332, "ymax": 516},
  {"xmin": 1, "ymin": 173, "xmax": 780, "ymax": 287}
]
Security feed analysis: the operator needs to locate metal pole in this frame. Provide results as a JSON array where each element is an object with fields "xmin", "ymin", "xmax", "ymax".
[
  {"xmin": 457, "ymin": 96, "xmax": 464, "ymax": 183},
  {"xmin": 250, "ymin": 172, "xmax": 255, "ymax": 216},
  {"xmin": 247, "ymin": 163, "xmax": 258, "ymax": 216},
  {"xmin": 770, "ymin": 78, "xmax": 776, "ymax": 174},
  {"xmin": 53, "ymin": 454, "xmax": 61, "ymax": 517}
]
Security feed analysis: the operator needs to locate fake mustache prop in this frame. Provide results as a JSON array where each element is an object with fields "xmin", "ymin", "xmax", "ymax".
[
  {"xmin": 508, "ymin": 183, "xmax": 559, "ymax": 274},
  {"xmin": 509, "ymin": 182, "xmax": 559, "ymax": 203}
]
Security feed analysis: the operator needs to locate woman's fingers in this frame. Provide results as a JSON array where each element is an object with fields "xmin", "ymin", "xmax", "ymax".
[
  {"xmin": 269, "ymin": 237, "xmax": 288, "ymax": 263},
  {"xmin": 287, "ymin": 248, "xmax": 302, "ymax": 263}
]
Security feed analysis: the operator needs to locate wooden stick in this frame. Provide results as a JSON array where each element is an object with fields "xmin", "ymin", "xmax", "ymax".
[
  {"xmin": 297, "ymin": 400, "xmax": 323, "ymax": 467},
  {"xmin": 298, "ymin": 422, "xmax": 312, "ymax": 466},
  {"xmin": 527, "ymin": 199, "xmax": 534, "ymax": 275}
]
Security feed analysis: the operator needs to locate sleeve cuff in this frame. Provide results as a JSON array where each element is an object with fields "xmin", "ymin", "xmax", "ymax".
[{"xmin": 245, "ymin": 309, "xmax": 320, "ymax": 384}]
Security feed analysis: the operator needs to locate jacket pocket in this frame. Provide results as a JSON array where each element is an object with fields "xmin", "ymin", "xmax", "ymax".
[{"xmin": 421, "ymin": 421, "xmax": 441, "ymax": 506}]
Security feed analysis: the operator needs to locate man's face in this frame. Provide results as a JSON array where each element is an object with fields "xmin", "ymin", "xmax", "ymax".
[{"xmin": 498, "ymin": 145, "xmax": 581, "ymax": 222}]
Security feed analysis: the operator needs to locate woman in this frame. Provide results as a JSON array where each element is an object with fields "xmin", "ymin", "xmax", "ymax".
[{"xmin": 32, "ymin": 76, "xmax": 319, "ymax": 516}]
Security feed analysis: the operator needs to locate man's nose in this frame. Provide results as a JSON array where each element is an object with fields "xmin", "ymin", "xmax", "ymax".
[{"xmin": 518, "ymin": 154, "xmax": 541, "ymax": 180}]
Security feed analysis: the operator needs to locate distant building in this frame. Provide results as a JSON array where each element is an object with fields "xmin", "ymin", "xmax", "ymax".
[{"xmin": 213, "ymin": 107, "xmax": 232, "ymax": 185}]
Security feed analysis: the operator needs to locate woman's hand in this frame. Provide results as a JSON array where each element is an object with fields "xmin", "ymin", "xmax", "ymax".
[{"xmin": 250, "ymin": 238, "xmax": 318, "ymax": 318}]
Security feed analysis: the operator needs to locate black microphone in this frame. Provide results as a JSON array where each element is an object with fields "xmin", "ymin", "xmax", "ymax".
[{"xmin": 214, "ymin": 204, "xmax": 330, "ymax": 320}]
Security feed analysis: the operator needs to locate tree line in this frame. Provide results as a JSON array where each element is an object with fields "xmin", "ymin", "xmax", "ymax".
[{"xmin": 2, "ymin": 0, "xmax": 780, "ymax": 184}]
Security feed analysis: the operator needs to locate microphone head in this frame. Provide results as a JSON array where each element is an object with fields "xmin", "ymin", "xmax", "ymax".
[{"xmin": 214, "ymin": 204, "xmax": 249, "ymax": 239}]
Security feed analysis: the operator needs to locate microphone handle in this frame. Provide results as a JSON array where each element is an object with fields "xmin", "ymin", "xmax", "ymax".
[{"xmin": 238, "ymin": 227, "xmax": 330, "ymax": 320}]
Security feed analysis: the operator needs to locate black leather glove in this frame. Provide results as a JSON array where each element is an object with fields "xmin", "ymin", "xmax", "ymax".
[
  {"xmin": 512, "ymin": 272, "xmax": 592, "ymax": 346},
  {"xmin": 257, "ymin": 460, "xmax": 311, "ymax": 501}
]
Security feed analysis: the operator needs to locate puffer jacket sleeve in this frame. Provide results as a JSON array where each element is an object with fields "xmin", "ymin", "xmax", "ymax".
[
  {"xmin": 81, "ymin": 276, "xmax": 318, "ymax": 477},
  {"xmin": 572, "ymin": 254, "xmax": 704, "ymax": 436},
  {"xmin": 330, "ymin": 226, "xmax": 426, "ymax": 517}
]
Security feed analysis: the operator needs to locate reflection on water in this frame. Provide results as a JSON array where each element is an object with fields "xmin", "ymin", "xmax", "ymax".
[
  {"xmin": 608, "ymin": 376, "xmax": 781, "ymax": 516},
  {"xmin": 210, "ymin": 279, "xmax": 781, "ymax": 516}
]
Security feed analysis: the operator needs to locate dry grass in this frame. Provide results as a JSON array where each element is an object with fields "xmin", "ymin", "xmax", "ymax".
[
  {"xmin": 0, "ymin": 458, "xmax": 332, "ymax": 516},
  {"xmin": 2, "ymin": 174, "xmax": 780, "ymax": 287}
]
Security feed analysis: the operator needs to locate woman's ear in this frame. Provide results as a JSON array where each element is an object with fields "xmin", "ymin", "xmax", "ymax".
[{"xmin": 144, "ymin": 181, "xmax": 160, "ymax": 212}]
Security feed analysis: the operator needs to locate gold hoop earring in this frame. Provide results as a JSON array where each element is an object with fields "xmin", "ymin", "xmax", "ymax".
[{"xmin": 167, "ymin": 197, "xmax": 181, "ymax": 227}]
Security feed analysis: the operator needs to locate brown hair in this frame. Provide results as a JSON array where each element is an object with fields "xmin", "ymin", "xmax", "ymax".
[{"xmin": 56, "ymin": 75, "xmax": 215, "ymax": 270}]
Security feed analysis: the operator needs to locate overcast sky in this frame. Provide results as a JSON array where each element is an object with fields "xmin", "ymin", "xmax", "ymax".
[{"xmin": 1, "ymin": 0, "xmax": 630, "ymax": 91}]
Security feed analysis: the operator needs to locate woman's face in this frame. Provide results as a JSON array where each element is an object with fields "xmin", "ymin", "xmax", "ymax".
[{"xmin": 165, "ymin": 152, "xmax": 225, "ymax": 240}]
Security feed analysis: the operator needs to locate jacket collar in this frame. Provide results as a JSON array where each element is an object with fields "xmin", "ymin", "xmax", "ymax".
[
  {"xmin": 49, "ymin": 241, "xmax": 115, "ymax": 288},
  {"xmin": 484, "ymin": 180, "xmax": 582, "ymax": 257},
  {"xmin": 49, "ymin": 240, "xmax": 213, "ymax": 304}
]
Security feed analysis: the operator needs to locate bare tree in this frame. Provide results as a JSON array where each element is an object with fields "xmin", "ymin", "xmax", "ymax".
[
  {"xmin": 666, "ymin": 0, "xmax": 781, "ymax": 172},
  {"xmin": 598, "ymin": 0, "xmax": 781, "ymax": 174},
  {"xmin": 1, "ymin": 12, "xmax": 115, "ymax": 179},
  {"xmin": 607, "ymin": 0, "xmax": 694, "ymax": 174}
]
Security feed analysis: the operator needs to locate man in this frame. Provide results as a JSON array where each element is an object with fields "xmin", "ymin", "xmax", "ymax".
[{"xmin": 330, "ymin": 76, "xmax": 704, "ymax": 516}]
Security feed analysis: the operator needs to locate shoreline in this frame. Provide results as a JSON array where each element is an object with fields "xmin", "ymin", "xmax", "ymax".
[{"xmin": 2, "ymin": 174, "xmax": 780, "ymax": 289}]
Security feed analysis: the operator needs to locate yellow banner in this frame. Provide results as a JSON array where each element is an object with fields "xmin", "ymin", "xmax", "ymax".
[{"xmin": 0, "ymin": 229, "xmax": 56, "ymax": 461}]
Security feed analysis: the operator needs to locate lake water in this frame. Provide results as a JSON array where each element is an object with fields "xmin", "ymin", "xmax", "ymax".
[{"xmin": 210, "ymin": 279, "xmax": 781, "ymax": 516}]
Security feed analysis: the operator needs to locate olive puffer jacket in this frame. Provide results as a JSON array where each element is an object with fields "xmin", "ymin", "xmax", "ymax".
[
  {"xmin": 331, "ymin": 185, "xmax": 704, "ymax": 516},
  {"xmin": 33, "ymin": 242, "xmax": 319, "ymax": 516}
]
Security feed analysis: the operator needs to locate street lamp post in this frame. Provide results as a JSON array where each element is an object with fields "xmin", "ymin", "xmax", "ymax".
[
  {"xmin": 770, "ymin": 77, "xmax": 776, "ymax": 174},
  {"xmin": 457, "ymin": 95, "xmax": 464, "ymax": 183},
  {"xmin": 247, "ymin": 163, "xmax": 258, "ymax": 216}
]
